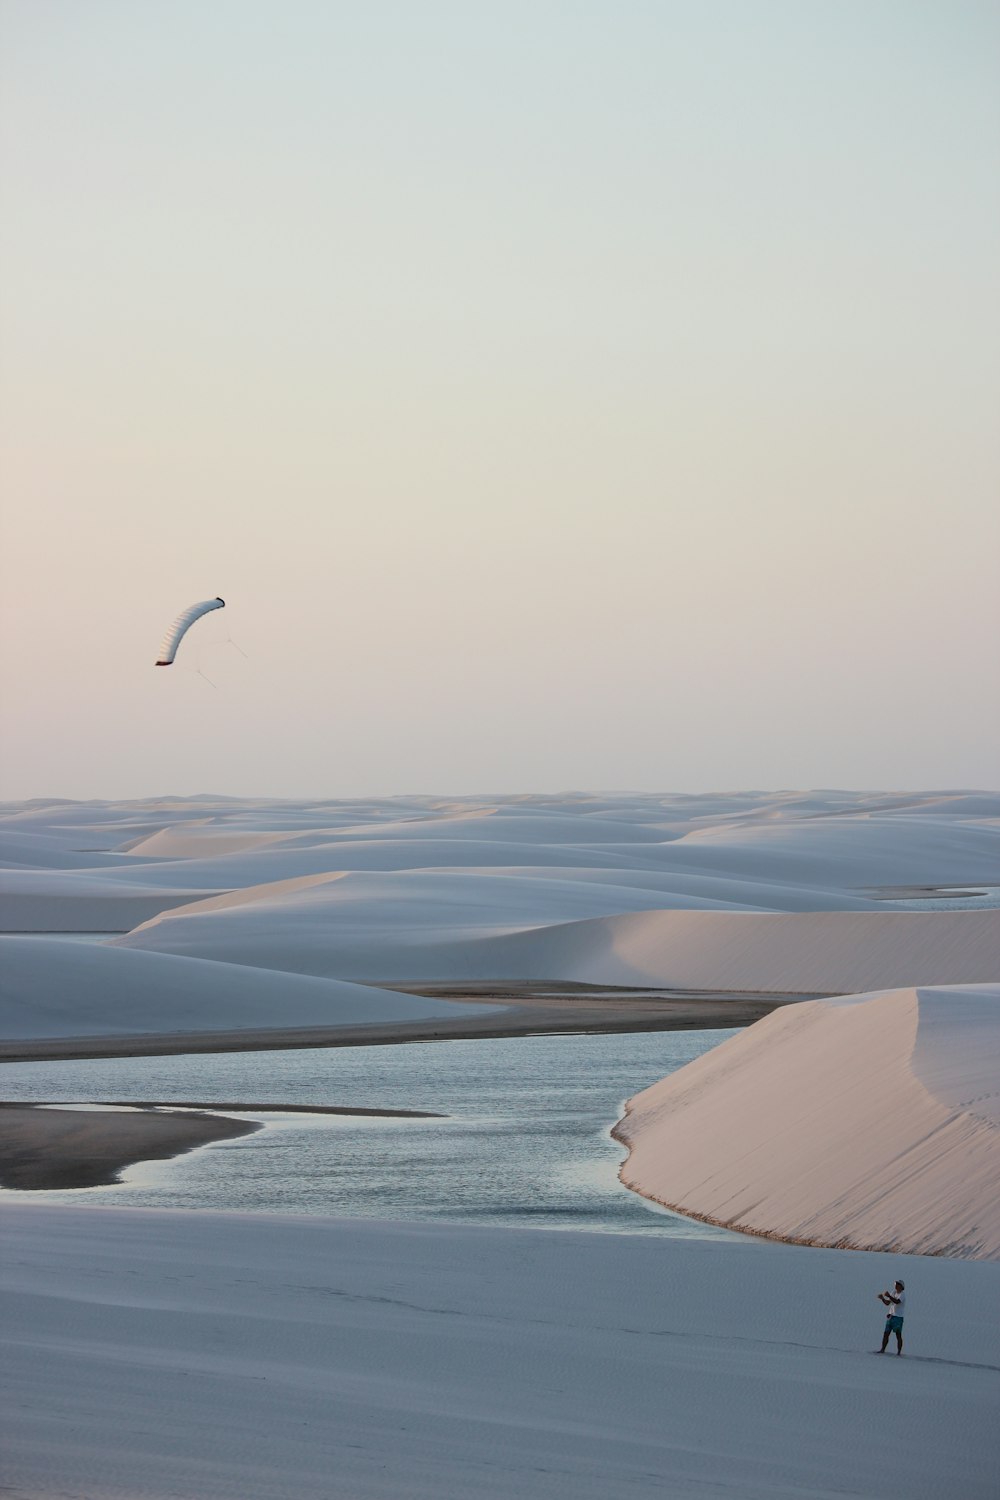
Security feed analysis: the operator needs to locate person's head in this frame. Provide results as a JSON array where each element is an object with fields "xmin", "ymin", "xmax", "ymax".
[{"xmin": 895, "ymin": 1280, "xmax": 905, "ymax": 1291}]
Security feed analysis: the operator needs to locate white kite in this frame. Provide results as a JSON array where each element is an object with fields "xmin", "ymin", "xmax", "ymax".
[{"xmin": 155, "ymin": 597, "xmax": 225, "ymax": 666}]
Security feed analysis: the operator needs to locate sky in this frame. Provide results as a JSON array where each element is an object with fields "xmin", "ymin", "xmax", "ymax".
[{"xmin": 1, "ymin": 0, "xmax": 998, "ymax": 800}]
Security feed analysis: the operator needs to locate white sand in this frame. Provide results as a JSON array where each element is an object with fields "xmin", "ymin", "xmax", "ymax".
[
  {"xmin": 0, "ymin": 936, "xmax": 491, "ymax": 1039},
  {"xmin": 616, "ymin": 984, "xmax": 1000, "ymax": 1259},
  {"xmin": 114, "ymin": 898, "xmax": 1000, "ymax": 989},
  {"xmin": 1, "ymin": 794, "xmax": 998, "ymax": 1499},
  {"xmin": 487, "ymin": 907, "xmax": 1000, "ymax": 991},
  {"xmin": 2, "ymin": 1203, "xmax": 998, "ymax": 1500},
  {"xmin": 2, "ymin": 791, "xmax": 997, "ymax": 1038},
  {"xmin": 0, "ymin": 869, "xmax": 213, "ymax": 931}
]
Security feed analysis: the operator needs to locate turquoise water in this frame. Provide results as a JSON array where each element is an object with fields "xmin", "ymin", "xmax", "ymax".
[{"xmin": 0, "ymin": 1029, "xmax": 738, "ymax": 1237}]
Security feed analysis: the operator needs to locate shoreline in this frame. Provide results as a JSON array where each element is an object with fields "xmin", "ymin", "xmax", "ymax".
[
  {"xmin": 612, "ymin": 1145, "xmax": 936, "ymax": 1257},
  {"xmin": 0, "ymin": 1099, "xmax": 446, "ymax": 1191},
  {"xmin": 611, "ymin": 986, "xmax": 1000, "ymax": 1262},
  {"xmin": 610, "ymin": 1102, "xmax": 890, "ymax": 1257},
  {"xmin": 0, "ymin": 1099, "xmax": 447, "ymax": 1118},
  {"xmin": 0, "ymin": 1104, "xmax": 261, "ymax": 1191},
  {"xmin": 0, "ymin": 987, "xmax": 818, "ymax": 1197},
  {"xmin": 0, "ymin": 986, "xmax": 819, "ymax": 1063}
]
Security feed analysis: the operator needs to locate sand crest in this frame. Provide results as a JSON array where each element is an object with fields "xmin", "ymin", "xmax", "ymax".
[
  {"xmin": 3, "ymin": 793, "xmax": 997, "ymax": 1046},
  {"xmin": 615, "ymin": 984, "xmax": 1000, "ymax": 1259}
]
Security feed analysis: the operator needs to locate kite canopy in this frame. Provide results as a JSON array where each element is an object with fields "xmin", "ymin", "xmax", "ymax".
[{"xmin": 155, "ymin": 597, "xmax": 225, "ymax": 666}]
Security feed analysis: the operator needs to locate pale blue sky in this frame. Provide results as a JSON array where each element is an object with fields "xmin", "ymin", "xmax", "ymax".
[{"xmin": 1, "ymin": 1, "xmax": 998, "ymax": 797}]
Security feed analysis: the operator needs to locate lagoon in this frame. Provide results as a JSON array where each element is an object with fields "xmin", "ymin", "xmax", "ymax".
[{"xmin": 0, "ymin": 1028, "xmax": 737, "ymax": 1236}]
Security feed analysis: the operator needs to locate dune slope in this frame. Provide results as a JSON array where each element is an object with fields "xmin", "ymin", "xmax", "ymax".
[
  {"xmin": 3, "ymin": 792, "xmax": 997, "ymax": 1041},
  {"xmin": 615, "ymin": 985, "xmax": 1000, "ymax": 1259},
  {"xmin": 2, "ymin": 1205, "xmax": 998, "ymax": 1500},
  {"xmin": 0, "ymin": 937, "xmax": 490, "ymax": 1039}
]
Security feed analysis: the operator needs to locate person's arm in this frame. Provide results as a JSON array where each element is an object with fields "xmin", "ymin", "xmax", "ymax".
[{"xmin": 885, "ymin": 1292, "xmax": 901, "ymax": 1307}]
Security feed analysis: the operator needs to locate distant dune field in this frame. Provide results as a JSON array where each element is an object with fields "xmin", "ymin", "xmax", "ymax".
[{"xmin": 1, "ymin": 791, "xmax": 997, "ymax": 1045}]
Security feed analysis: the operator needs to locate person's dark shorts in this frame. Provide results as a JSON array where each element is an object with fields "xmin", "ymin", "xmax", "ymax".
[{"xmin": 885, "ymin": 1315, "xmax": 904, "ymax": 1335}]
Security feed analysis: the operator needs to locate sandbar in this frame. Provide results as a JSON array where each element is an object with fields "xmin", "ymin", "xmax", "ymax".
[
  {"xmin": 0, "ymin": 1099, "xmax": 447, "ymax": 1191},
  {"xmin": 0, "ymin": 984, "xmax": 815, "ymax": 1063},
  {"xmin": 0, "ymin": 1098, "xmax": 446, "ymax": 1188},
  {"xmin": 0, "ymin": 1104, "xmax": 261, "ymax": 1190}
]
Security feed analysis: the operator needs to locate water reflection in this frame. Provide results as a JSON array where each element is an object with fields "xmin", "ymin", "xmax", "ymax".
[{"xmin": 0, "ymin": 1029, "xmax": 738, "ymax": 1237}]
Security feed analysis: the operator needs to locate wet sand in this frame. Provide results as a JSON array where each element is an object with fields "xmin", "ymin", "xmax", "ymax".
[
  {"xmin": 0, "ymin": 987, "xmax": 818, "ymax": 1191},
  {"xmin": 0, "ymin": 1105, "xmax": 261, "ymax": 1190},
  {"xmin": 0, "ymin": 1100, "xmax": 446, "ymax": 1191},
  {"xmin": 0, "ymin": 984, "xmax": 819, "ymax": 1063}
]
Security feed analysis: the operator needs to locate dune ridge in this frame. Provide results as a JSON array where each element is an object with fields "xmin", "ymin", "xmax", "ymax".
[
  {"xmin": 2, "ymin": 791, "xmax": 997, "ymax": 1044},
  {"xmin": 115, "ymin": 900, "xmax": 999, "ymax": 991},
  {"xmin": 615, "ymin": 984, "xmax": 1000, "ymax": 1260},
  {"xmin": 0, "ymin": 936, "xmax": 491, "ymax": 1040}
]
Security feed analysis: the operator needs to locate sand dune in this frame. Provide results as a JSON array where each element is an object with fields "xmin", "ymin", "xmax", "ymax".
[
  {"xmin": 94, "ymin": 836, "xmax": 680, "ymax": 890},
  {"xmin": 0, "ymin": 936, "xmax": 490, "ymax": 1039},
  {"xmin": 2, "ymin": 796, "xmax": 999, "ymax": 1500},
  {"xmin": 501, "ymin": 907, "xmax": 1000, "ymax": 991},
  {"xmin": 2, "ymin": 1204, "xmax": 998, "ymax": 1500},
  {"xmin": 616, "ymin": 984, "xmax": 1000, "ymax": 1259},
  {"xmin": 111, "ymin": 866, "xmax": 783, "ymax": 978},
  {"xmin": 116, "ymin": 897, "xmax": 1000, "ymax": 991},
  {"xmin": 120, "ymin": 823, "xmax": 306, "ymax": 859},
  {"xmin": 0, "ymin": 869, "xmax": 214, "ymax": 931},
  {"xmin": 122, "ymin": 808, "xmax": 673, "ymax": 858},
  {"xmin": 2, "ymin": 792, "xmax": 997, "ymax": 1041},
  {"xmin": 660, "ymin": 814, "xmax": 1000, "ymax": 887}
]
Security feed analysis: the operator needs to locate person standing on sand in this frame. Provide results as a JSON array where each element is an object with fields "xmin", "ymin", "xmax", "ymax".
[{"xmin": 877, "ymin": 1280, "xmax": 906, "ymax": 1353}]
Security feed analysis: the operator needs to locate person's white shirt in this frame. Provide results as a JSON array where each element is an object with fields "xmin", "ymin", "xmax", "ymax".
[{"xmin": 886, "ymin": 1289, "xmax": 905, "ymax": 1316}]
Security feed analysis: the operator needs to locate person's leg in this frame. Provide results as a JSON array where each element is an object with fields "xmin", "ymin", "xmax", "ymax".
[
  {"xmin": 895, "ymin": 1324, "xmax": 903, "ymax": 1354},
  {"xmin": 880, "ymin": 1320, "xmax": 890, "ymax": 1352}
]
